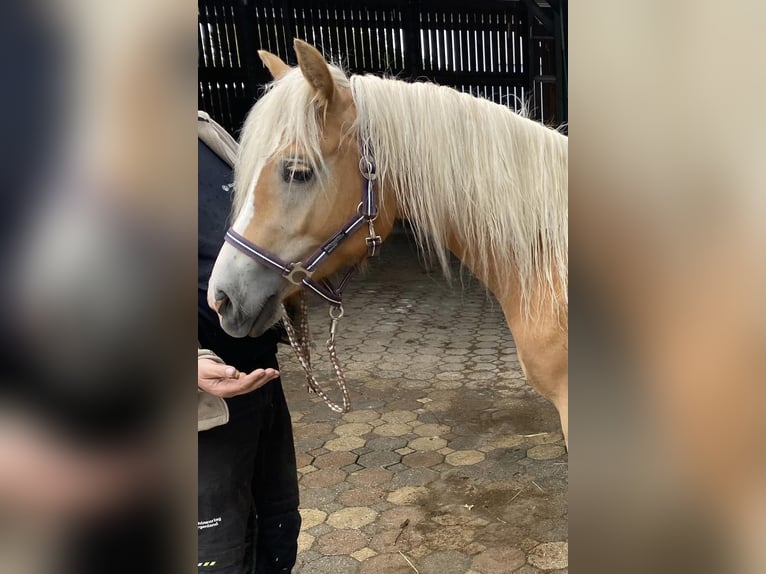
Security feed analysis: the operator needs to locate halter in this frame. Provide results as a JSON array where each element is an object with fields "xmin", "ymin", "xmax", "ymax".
[
  {"xmin": 223, "ymin": 142, "xmax": 381, "ymax": 307},
  {"xmin": 222, "ymin": 141, "xmax": 382, "ymax": 413}
]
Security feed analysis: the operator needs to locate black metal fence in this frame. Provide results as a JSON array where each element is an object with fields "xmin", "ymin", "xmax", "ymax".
[{"xmin": 198, "ymin": 0, "xmax": 567, "ymax": 136}]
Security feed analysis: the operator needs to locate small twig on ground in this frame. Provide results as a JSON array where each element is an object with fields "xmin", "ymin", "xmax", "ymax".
[
  {"xmin": 394, "ymin": 519, "xmax": 410, "ymax": 545},
  {"xmin": 399, "ymin": 551, "xmax": 419, "ymax": 574},
  {"xmin": 523, "ymin": 432, "xmax": 546, "ymax": 438},
  {"xmin": 509, "ymin": 487, "xmax": 525, "ymax": 502},
  {"xmin": 531, "ymin": 480, "xmax": 545, "ymax": 493}
]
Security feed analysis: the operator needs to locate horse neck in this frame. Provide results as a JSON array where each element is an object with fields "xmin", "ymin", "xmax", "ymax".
[{"xmin": 357, "ymin": 75, "xmax": 567, "ymax": 317}]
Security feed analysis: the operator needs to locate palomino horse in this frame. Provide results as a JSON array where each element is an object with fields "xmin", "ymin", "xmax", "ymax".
[{"xmin": 208, "ymin": 40, "xmax": 568, "ymax": 444}]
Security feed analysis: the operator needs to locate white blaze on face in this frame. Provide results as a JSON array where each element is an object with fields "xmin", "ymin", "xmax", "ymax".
[
  {"xmin": 207, "ymin": 174, "xmax": 259, "ymax": 313},
  {"xmin": 231, "ymin": 181, "xmax": 257, "ymax": 235}
]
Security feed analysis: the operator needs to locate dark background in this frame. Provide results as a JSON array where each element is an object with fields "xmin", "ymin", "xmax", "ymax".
[{"xmin": 198, "ymin": 0, "xmax": 567, "ymax": 135}]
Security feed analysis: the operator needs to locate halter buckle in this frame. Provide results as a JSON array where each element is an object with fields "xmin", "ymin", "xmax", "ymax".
[
  {"xmin": 285, "ymin": 263, "xmax": 313, "ymax": 285},
  {"xmin": 366, "ymin": 235, "xmax": 382, "ymax": 257},
  {"xmin": 366, "ymin": 219, "xmax": 382, "ymax": 257}
]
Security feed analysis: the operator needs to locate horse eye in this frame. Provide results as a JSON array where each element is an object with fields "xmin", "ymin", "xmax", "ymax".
[{"xmin": 282, "ymin": 163, "xmax": 314, "ymax": 184}]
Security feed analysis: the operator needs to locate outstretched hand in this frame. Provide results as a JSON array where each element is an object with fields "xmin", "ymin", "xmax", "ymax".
[{"xmin": 198, "ymin": 358, "xmax": 280, "ymax": 398}]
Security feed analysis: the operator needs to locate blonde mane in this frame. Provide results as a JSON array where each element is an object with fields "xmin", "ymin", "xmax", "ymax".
[{"xmin": 234, "ymin": 65, "xmax": 568, "ymax": 314}]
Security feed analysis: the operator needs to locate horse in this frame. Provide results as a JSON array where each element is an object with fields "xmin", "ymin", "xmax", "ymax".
[{"xmin": 208, "ymin": 39, "xmax": 568, "ymax": 444}]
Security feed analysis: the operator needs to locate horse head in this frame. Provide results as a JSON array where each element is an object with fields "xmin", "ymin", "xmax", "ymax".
[{"xmin": 208, "ymin": 40, "xmax": 396, "ymax": 337}]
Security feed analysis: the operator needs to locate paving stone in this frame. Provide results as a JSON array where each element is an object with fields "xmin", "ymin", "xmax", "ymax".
[
  {"xmin": 471, "ymin": 547, "xmax": 526, "ymax": 573},
  {"xmin": 408, "ymin": 436, "xmax": 448, "ymax": 451},
  {"xmin": 313, "ymin": 451, "xmax": 358, "ymax": 469},
  {"xmin": 464, "ymin": 542, "xmax": 488, "ymax": 555},
  {"xmin": 434, "ymin": 379, "xmax": 464, "ymax": 389},
  {"xmin": 301, "ymin": 555, "xmax": 360, "ymax": 574},
  {"xmin": 423, "ymin": 400, "xmax": 452, "ymax": 412},
  {"xmin": 354, "ymin": 399, "xmax": 388, "ymax": 410},
  {"xmin": 381, "ymin": 398, "xmax": 420, "ymax": 410},
  {"xmin": 413, "ymin": 423, "xmax": 450, "ymax": 437},
  {"xmin": 300, "ymin": 486, "xmax": 345, "ymax": 508},
  {"xmin": 342, "ymin": 410, "xmax": 381, "ymax": 423},
  {"xmin": 372, "ymin": 423, "xmax": 412, "ymax": 437},
  {"xmin": 489, "ymin": 435, "xmax": 527, "ymax": 449},
  {"xmin": 296, "ymin": 452, "xmax": 314, "ymax": 468},
  {"xmin": 381, "ymin": 410, "xmax": 418, "ymax": 424},
  {"xmin": 296, "ymin": 436, "xmax": 330, "ymax": 452},
  {"xmin": 315, "ymin": 529, "xmax": 369, "ymax": 555},
  {"xmin": 473, "ymin": 348, "xmax": 498, "ymax": 356},
  {"xmin": 527, "ymin": 445, "xmax": 566, "ymax": 461},
  {"xmin": 387, "ymin": 486, "xmax": 429, "ymax": 505},
  {"xmin": 358, "ymin": 553, "xmax": 413, "ymax": 574},
  {"xmin": 445, "ymin": 450, "xmax": 486, "ymax": 466},
  {"xmin": 390, "ymin": 467, "xmax": 439, "ymax": 488},
  {"xmin": 334, "ymin": 422, "xmax": 374, "ymax": 437},
  {"xmin": 366, "ymin": 436, "xmax": 409, "ymax": 451},
  {"xmin": 301, "ymin": 468, "xmax": 347, "ymax": 488},
  {"xmin": 528, "ymin": 541, "xmax": 568, "ymax": 570},
  {"xmin": 324, "ymin": 436, "xmax": 366, "ymax": 452},
  {"xmin": 431, "ymin": 513, "xmax": 473, "ymax": 526},
  {"xmin": 379, "ymin": 506, "xmax": 426, "ymax": 528},
  {"xmin": 448, "ymin": 435, "xmax": 485, "ymax": 450},
  {"xmin": 423, "ymin": 524, "xmax": 476, "ymax": 550},
  {"xmin": 308, "ymin": 523, "xmax": 335, "ymax": 537},
  {"xmin": 337, "ymin": 487, "xmax": 387, "ymax": 507},
  {"xmin": 326, "ymin": 507, "xmax": 378, "ymax": 529},
  {"xmin": 402, "ymin": 451, "xmax": 444, "ymax": 468},
  {"xmin": 371, "ymin": 501, "xmax": 393, "ymax": 513},
  {"xmin": 357, "ymin": 450, "xmax": 402, "ymax": 469},
  {"xmin": 347, "ymin": 467, "xmax": 394, "ymax": 487},
  {"xmin": 295, "ymin": 422, "xmax": 336, "ymax": 438},
  {"xmin": 297, "ymin": 531, "xmax": 315, "ymax": 553},
  {"xmin": 368, "ymin": 528, "xmax": 425, "ymax": 553},
  {"xmin": 350, "ymin": 547, "xmax": 377, "ymax": 562},
  {"xmin": 300, "ymin": 508, "xmax": 327, "ymax": 530},
  {"xmin": 419, "ymin": 550, "xmax": 472, "ymax": 574}
]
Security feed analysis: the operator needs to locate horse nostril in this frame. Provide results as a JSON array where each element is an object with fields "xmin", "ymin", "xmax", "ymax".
[{"xmin": 211, "ymin": 288, "xmax": 230, "ymax": 315}]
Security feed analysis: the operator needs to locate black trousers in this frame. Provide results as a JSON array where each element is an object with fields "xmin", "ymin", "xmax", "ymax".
[{"xmin": 198, "ymin": 377, "xmax": 300, "ymax": 574}]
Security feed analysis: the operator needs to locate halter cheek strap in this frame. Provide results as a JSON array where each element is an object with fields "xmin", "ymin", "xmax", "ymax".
[{"xmin": 223, "ymin": 143, "xmax": 381, "ymax": 308}]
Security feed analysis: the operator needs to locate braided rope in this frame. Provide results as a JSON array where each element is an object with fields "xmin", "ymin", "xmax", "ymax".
[{"xmin": 281, "ymin": 292, "xmax": 351, "ymax": 414}]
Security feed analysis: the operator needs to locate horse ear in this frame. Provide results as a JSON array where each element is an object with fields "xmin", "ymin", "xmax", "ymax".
[
  {"xmin": 293, "ymin": 39, "xmax": 334, "ymax": 104},
  {"xmin": 258, "ymin": 50, "xmax": 290, "ymax": 80}
]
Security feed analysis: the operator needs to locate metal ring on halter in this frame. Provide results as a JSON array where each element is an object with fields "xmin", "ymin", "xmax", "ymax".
[
  {"xmin": 329, "ymin": 305, "xmax": 344, "ymax": 319},
  {"xmin": 285, "ymin": 263, "xmax": 312, "ymax": 285},
  {"xmin": 357, "ymin": 201, "xmax": 379, "ymax": 222},
  {"xmin": 358, "ymin": 156, "xmax": 378, "ymax": 180}
]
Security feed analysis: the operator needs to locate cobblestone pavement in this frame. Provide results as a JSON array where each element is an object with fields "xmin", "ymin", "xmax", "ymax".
[{"xmin": 278, "ymin": 232, "xmax": 568, "ymax": 574}]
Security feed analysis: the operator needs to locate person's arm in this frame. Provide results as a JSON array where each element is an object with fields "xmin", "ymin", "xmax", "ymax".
[{"xmin": 197, "ymin": 348, "xmax": 279, "ymax": 398}]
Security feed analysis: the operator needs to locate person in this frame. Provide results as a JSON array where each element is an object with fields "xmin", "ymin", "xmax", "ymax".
[{"xmin": 197, "ymin": 111, "xmax": 301, "ymax": 574}]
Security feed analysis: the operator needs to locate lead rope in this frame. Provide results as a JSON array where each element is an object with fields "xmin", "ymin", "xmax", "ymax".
[{"xmin": 280, "ymin": 292, "xmax": 351, "ymax": 414}]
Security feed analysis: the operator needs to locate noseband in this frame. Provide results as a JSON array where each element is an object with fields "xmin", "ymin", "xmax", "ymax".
[
  {"xmin": 223, "ymin": 142, "xmax": 382, "ymax": 307},
  {"xmin": 221, "ymin": 141, "xmax": 382, "ymax": 414}
]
